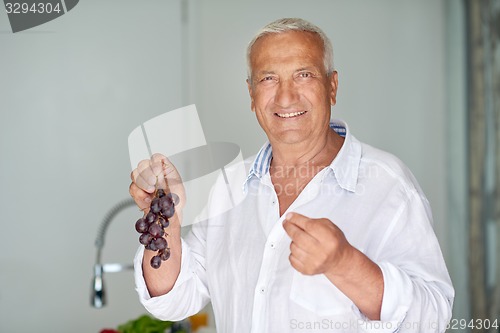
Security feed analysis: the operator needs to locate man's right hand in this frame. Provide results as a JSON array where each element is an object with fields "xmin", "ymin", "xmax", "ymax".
[
  {"xmin": 129, "ymin": 153, "xmax": 186, "ymax": 214},
  {"xmin": 129, "ymin": 153, "xmax": 185, "ymax": 296}
]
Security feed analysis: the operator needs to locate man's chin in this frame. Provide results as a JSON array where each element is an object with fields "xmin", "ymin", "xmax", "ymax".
[{"xmin": 270, "ymin": 131, "xmax": 309, "ymax": 146}]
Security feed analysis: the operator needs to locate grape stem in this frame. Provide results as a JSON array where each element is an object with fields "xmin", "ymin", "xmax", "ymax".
[{"xmin": 154, "ymin": 175, "xmax": 159, "ymax": 195}]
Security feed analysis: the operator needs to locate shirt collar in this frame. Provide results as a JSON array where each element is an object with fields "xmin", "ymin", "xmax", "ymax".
[{"xmin": 244, "ymin": 120, "xmax": 361, "ymax": 193}]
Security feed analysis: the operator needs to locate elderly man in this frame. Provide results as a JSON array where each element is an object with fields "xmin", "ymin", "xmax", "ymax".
[{"xmin": 130, "ymin": 18, "xmax": 454, "ymax": 332}]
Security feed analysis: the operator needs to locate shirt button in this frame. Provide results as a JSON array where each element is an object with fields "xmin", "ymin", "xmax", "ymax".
[
  {"xmin": 270, "ymin": 242, "xmax": 276, "ymax": 249},
  {"xmin": 259, "ymin": 287, "xmax": 266, "ymax": 294}
]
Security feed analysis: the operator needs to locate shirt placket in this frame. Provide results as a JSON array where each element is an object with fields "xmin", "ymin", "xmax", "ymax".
[
  {"xmin": 250, "ymin": 174, "xmax": 282, "ymax": 332},
  {"xmin": 250, "ymin": 172, "xmax": 325, "ymax": 332}
]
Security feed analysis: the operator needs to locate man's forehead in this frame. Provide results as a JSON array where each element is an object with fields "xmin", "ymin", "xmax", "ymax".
[{"xmin": 254, "ymin": 65, "xmax": 320, "ymax": 76}]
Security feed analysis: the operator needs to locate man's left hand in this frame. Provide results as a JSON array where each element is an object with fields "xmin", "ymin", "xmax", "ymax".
[{"xmin": 282, "ymin": 212, "xmax": 354, "ymax": 276}]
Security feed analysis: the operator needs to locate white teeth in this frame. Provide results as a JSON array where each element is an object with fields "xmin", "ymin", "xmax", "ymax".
[{"xmin": 275, "ymin": 111, "xmax": 306, "ymax": 118}]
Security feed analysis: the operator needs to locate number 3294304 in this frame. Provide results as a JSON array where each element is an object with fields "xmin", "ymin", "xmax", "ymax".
[
  {"xmin": 5, "ymin": 2, "xmax": 62, "ymax": 14},
  {"xmin": 447, "ymin": 318, "xmax": 498, "ymax": 330}
]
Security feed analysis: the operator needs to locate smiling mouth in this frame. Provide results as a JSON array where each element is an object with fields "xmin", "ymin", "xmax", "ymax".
[{"xmin": 274, "ymin": 111, "xmax": 307, "ymax": 118}]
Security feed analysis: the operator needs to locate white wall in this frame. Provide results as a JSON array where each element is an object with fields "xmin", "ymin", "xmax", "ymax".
[
  {"xmin": 0, "ymin": 1, "xmax": 183, "ymax": 332},
  {"xmin": 445, "ymin": 0, "xmax": 468, "ymax": 325}
]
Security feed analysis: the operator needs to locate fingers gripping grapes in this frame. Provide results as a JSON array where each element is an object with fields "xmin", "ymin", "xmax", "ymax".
[
  {"xmin": 130, "ymin": 154, "xmax": 184, "ymax": 269},
  {"xmin": 130, "ymin": 154, "xmax": 186, "ymax": 212}
]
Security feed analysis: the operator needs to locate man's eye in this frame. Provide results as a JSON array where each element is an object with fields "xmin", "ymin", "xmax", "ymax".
[
  {"xmin": 258, "ymin": 76, "xmax": 277, "ymax": 85},
  {"xmin": 298, "ymin": 72, "xmax": 313, "ymax": 78}
]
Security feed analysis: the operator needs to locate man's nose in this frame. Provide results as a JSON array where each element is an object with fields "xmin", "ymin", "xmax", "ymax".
[{"xmin": 274, "ymin": 80, "xmax": 299, "ymax": 108}]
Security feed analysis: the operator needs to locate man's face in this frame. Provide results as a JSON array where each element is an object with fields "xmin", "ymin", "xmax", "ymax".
[{"xmin": 247, "ymin": 31, "xmax": 338, "ymax": 146}]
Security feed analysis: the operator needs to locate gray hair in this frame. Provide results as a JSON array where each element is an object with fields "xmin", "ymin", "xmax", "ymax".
[{"xmin": 246, "ymin": 18, "xmax": 334, "ymax": 80}]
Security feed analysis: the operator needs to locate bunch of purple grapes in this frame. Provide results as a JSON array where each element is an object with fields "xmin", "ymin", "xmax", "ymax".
[{"xmin": 135, "ymin": 188, "xmax": 179, "ymax": 269}]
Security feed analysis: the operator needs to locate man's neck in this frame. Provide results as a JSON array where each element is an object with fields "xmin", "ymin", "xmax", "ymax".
[{"xmin": 269, "ymin": 128, "xmax": 344, "ymax": 173}]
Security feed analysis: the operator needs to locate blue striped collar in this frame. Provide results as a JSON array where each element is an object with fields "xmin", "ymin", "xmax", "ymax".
[{"xmin": 244, "ymin": 120, "xmax": 351, "ymax": 191}]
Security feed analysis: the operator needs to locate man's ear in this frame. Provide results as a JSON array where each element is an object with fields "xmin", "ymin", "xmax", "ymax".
[
  {"xmin": 329, "ymin": 71, "xmax": 339, "ymax": 106},
  {"xmin": 246, "ymin": 79, "xmax": 255, "ymax": 112}
]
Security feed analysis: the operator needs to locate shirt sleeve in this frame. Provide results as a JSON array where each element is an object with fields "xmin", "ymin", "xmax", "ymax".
[
  {"xmin": 133, "ymin": 220, "xmax": 211, "ymax": 321},
  {"xmin": 354, "ymin": 190, "xmax": 454, "ymax": 333}
]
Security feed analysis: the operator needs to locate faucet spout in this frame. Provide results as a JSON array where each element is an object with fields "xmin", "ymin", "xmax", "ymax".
[
  {"xmin": 91, "ymin": 264, "xmax": 105, "ymax": 308},
  {"xmin": 91, "ymin": 198, "xmax": 136, "ymax": 308}
]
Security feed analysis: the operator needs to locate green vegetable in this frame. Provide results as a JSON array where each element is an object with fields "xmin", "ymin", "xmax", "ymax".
[{"xmin": 117, "ymin": 314, "xmax": 175, "ymax": 333}]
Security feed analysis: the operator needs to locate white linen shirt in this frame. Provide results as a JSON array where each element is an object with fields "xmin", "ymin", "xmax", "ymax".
[{"xmin": 134, "ymin": 120, "xmax": 454, "ymax": 333}]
